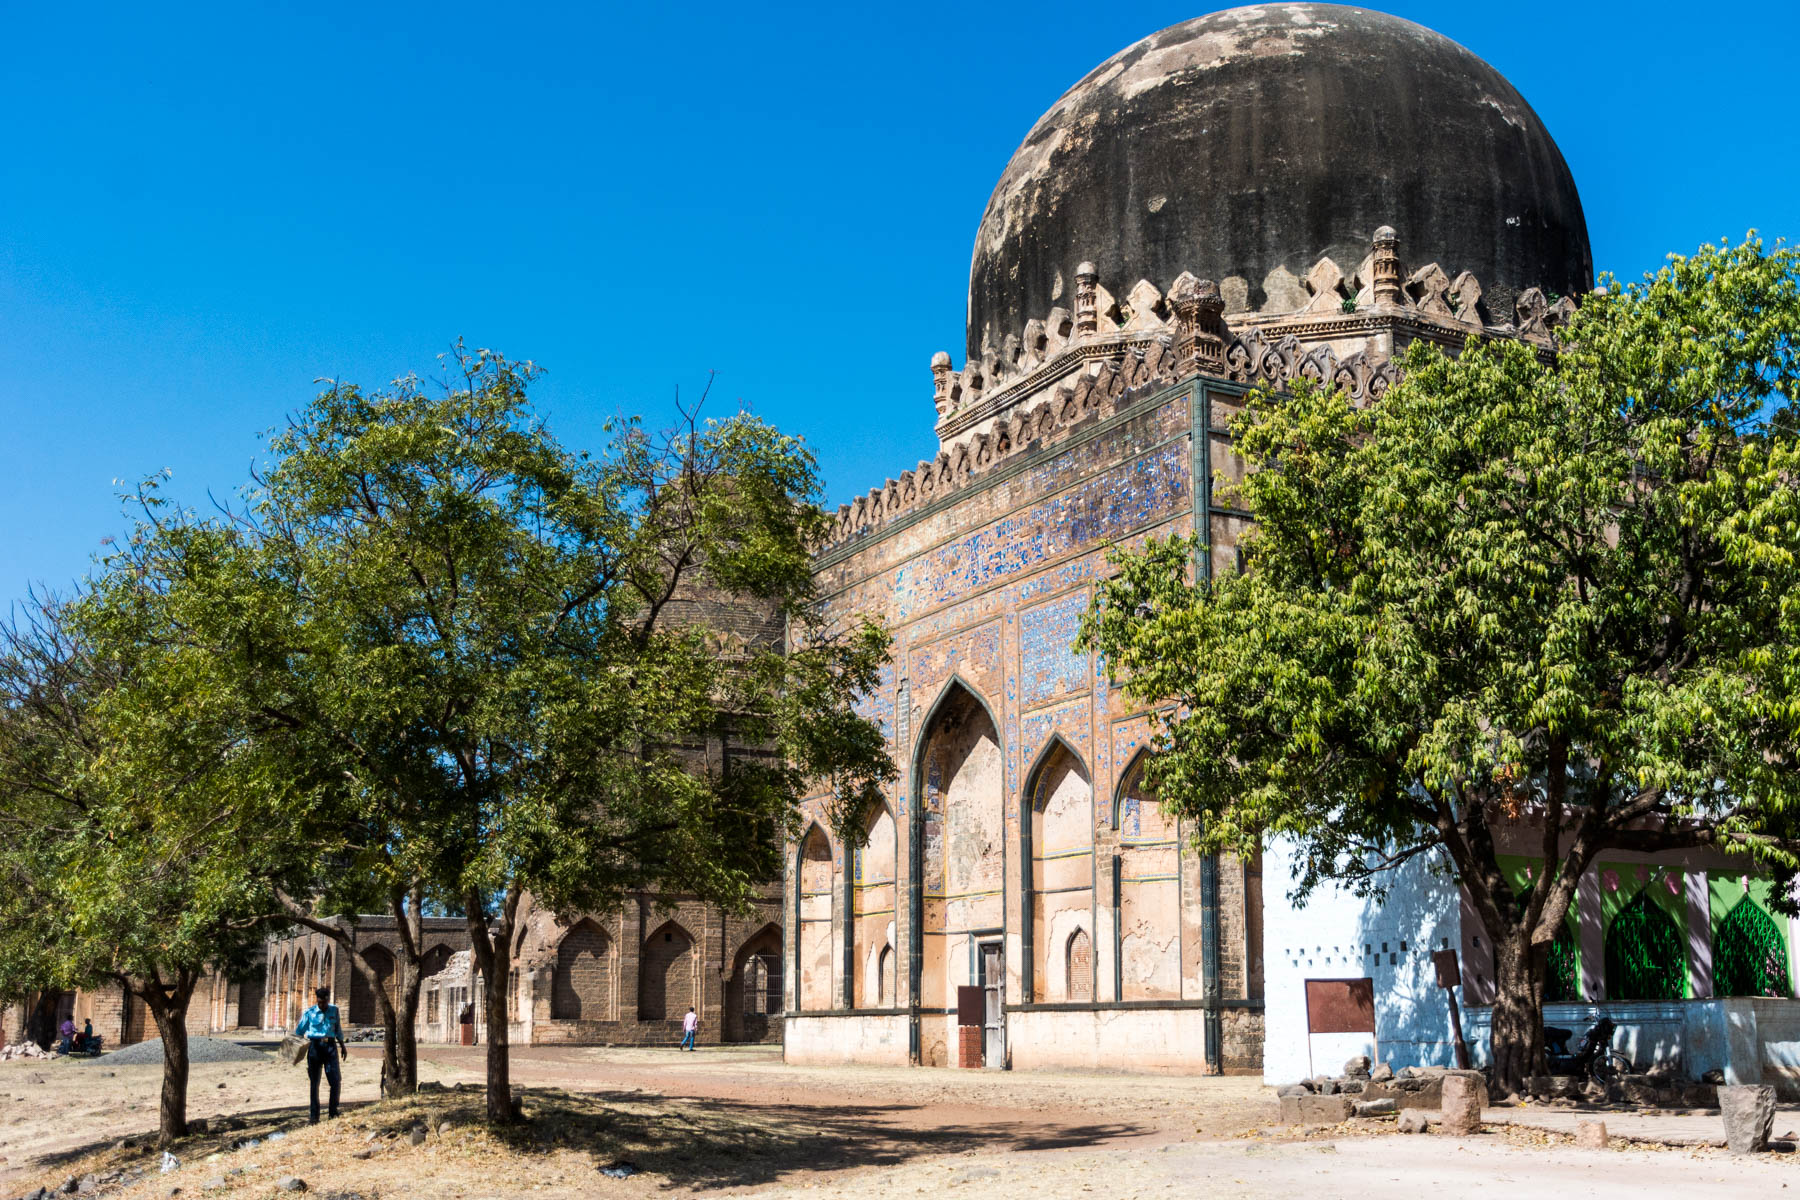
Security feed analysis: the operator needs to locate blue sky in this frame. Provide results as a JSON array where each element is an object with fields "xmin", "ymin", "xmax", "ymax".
[{"xmin": 3, "ymin": 1, "xmax": 1796, "ymax": 599}]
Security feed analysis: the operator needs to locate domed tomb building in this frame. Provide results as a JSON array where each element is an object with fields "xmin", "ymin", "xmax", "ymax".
[{"xmin": 785, "ymin": 4, "xmax": 1590, "ymax": 1073}]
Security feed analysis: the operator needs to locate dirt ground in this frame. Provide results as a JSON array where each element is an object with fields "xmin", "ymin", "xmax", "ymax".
[{"xmin": 2, "ymin": 1042, "xmax": 1796, "ymax": 1198}]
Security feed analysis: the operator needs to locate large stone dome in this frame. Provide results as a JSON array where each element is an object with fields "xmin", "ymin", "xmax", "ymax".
[{"xmin": 967, "ymin": 4, "xmax": 1592, "ymax": 359}]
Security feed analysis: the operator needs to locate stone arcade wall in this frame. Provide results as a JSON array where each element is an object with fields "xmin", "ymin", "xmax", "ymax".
[
  {"xmin": 5, "ymin": 961, "xmax": 264, "ymax": 1052},
  {"xmin": 506, "ymin": 891, "xmax": 784, "ymax": 1048},
  {"xmin": 262, "ymin": 916, "xmax": 470, "ymax": 1031},
  {"xmin": 410, "ymin": 891, "xmax": 784, "ymax": 1048}
]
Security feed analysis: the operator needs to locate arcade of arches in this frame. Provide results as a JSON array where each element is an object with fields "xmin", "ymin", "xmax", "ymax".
[
  {"xmin": 789, "ymin": 677, "xmax": 1265, "ymax": 1072},
  {"xmin": 406, "ymin": 892, "xmax": 785, "ymax": 1047},
  {"xmin": 255, "ymin": 899, "xmax": 784, "ymax": 1048}
]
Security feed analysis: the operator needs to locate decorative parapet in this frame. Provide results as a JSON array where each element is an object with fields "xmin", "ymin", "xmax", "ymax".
[{"xmin": 820, "ymin": 226, "xmax": 1578, "ymax": 555}]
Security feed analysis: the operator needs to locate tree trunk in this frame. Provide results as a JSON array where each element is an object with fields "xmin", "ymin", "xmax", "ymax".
[
  {"xmin": 482, "ymin": 939, "xmax": 513, "ymax": 1123},
  {"xmin": 465, "ymin": 885, "xmax": 520, "ymax": 1125},
  {"xmin": 386, "ymin": 885, "xmax": 425, "ymax": 1095},
  {"xmin": 1487, "ymin": 931, "xmax": 1546, "ymax": 1097},
  {"xmin": 133, "ymin": 968, "xmax": 198, "ymax": 1149},
  {"xmin": 273, "ymin": 886, "xmax": 427, "ymax": 1097}
]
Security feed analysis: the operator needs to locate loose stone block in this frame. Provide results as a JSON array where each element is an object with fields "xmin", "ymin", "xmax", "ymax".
[
  {"xmin": 1279, "ymin": 1093, "xmax": 1353, "ymax": 1124},
  {"xmin": 1396, "ymin": 1109, "xmax": 1429, "ymax": 1134},
  {"xmin": 1720, "ymin": 1085, "xmax": 1775, "ymax": 1154},
  {"xmin": 1439, "ymin": 1073, "xmax": 1484, "ymax": 1135},
  {"xmin": 1353, "ymin": 1098, "xmax": 1396, "ymax": 1117},
  {"xmin": 1574, "ymin": 1120, "xmax": 1608, "ymax": 1149}
]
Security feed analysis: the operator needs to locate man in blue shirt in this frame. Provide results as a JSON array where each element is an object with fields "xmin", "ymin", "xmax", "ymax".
[{"xmin": 294, "ymin": 986, "xmax": 348, "ymax": 1123}]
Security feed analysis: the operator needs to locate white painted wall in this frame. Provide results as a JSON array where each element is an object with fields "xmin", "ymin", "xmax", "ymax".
[{"xmin": 1262, "ymin": 837, "xmax": 1465, "ymax": 1083}]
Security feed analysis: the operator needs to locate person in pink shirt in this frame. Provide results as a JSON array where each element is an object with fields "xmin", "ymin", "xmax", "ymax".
[{"xmin": 680, "ymin": 1006, "xmax": 698, "ymax": 1051}]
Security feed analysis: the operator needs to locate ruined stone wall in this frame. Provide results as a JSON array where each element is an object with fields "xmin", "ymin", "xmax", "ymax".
[
  {"xmin": 262, "ymin": 918, "xmax": 469, "ymax": 1031},
  {"xmin": 502, "ymin": 889, "xmax": 783, "ymax": 1047}
]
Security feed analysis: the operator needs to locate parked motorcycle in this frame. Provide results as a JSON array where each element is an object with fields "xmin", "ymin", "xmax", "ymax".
[{"xmin": 1543, "ymin": 1016, "xmax": 1630, "ymax": 1082}]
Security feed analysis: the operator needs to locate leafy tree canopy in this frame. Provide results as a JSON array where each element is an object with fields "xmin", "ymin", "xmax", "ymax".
[
  {"xmin": 1081, "ymin": 237, "xmax": 1800, "ymax": 1087},
  {"xmin": 244, "ymin": 346, "xmax": 893, "ymax": 1119}
]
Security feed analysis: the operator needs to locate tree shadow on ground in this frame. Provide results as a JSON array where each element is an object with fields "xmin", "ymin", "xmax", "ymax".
[
  {"xmin": 485, "ymin": 1085, "xmax": 1150, "ymax": 1191},
  {"xmin": 23, "ymin": 1101, "xmax": 368, "ymax": 1172},
  {"xmin": 13, "ymin": 1085, "xmax": 1150, "ymax": 1196}
]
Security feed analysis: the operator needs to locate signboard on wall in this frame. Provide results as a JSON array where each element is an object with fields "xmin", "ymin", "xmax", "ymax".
[
  {"xmin": 1304, "ymin": 977, "xmax": 1375, "ymax": 1034},
  {"xmin": 1303, "ymin": 977, "xmax": 1377, "ymax": 1076},
  {"xmin": 956, "ymin": 985, "xmax": 983, "ymax": 1028}
]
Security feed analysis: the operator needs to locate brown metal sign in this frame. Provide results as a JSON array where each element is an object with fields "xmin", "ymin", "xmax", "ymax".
[
  {"xmin": 1304, "ymin": 977, "xmax": 1375, "ymax": 1035},
  {"xmin": 956, "ymin": 985, "xmax": 983, "ymax": 1027},
  {"xmin": 1431, "ymin": 948, "xmax": 1461, "ymax": 990}
]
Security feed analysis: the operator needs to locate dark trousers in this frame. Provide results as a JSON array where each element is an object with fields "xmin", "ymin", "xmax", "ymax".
[{"xmin": 306, "ymin": 1038, "xmax": 341, "ymax": 1122}]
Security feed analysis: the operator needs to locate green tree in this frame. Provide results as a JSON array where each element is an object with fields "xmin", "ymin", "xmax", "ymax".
[
  {"xmin": 250, "ymin": 348, "xmax": 892, "ymax": 1123},
  {"xmin": 1080, "ymin": 238, "xmax": 1800, "ymax": 1092},
  {"xmin": 0, "ymin": 546, "xmax": 278, "ymax": 1146}
]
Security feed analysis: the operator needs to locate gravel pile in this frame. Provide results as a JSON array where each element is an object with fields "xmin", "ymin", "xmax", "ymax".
[{"xmin": 98, "ymin": 1036, "xmax": 273, "ymax": 1066}]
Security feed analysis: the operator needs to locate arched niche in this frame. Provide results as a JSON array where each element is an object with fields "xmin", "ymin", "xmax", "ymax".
[
  {"xmin": 552, "ymin": 918, "xmax": 616, "ymax": 1021},
  {"xmin": 796, "ymin": 826, "xmax": 835, "ymax": 1011},
  {"xmin": 639, "ymin": 920, "xmax": 696, "ymax": 1022},
  {"xmin": 1115, "ymin": 749, "xmax": 1182, "ymax": 1001},
  {"xmin": 853, "ymin": 805, "xmax": 898, "ymax": 1008},
  {"xmin": 1023, "ymin": 737, "xmax": 1094, "ymax": 1002}
]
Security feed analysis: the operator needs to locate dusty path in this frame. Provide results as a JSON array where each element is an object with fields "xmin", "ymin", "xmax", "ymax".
[
  {"xmin": 3, "ymin": 1042, "xmax": 1796, "ymax": 1198},
  {"xmin": 417, "ymin": 1042, "xmax": 1274, "ymax": 1150}
]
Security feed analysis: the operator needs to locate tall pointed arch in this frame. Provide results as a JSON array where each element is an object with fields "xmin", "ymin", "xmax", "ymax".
[
  {"xmin": 1022, "ymin": 734, "xmax": 1094, "ymax": 1002},
  {"xmin": 910, "ymin": 678, "xmax": 1004, "ymax": 1066},
  {"xmin": 552, "ymin": 918, "xmax": 616, "ymax": 1021},
  {"xmin": 853, "ymin": 800, "xmax": 899, "ymax": 1009},
  {"xmin": 1114, "ymin": 745, "xmax": 1182, "ymax": 1001},
  {"xmin": 794, "ymin": 824, "xmax": 836, "ymax": 1012},
  {"xmin": 640, "ymin": 918, "xmax": 697, "ymax": 1021}
]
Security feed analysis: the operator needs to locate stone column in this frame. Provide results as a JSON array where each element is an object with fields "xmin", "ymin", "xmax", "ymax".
[
  {"xmin": 1686, "ymin": 870, "xmax": 1713, "ymax": 999},
  {"xmin": 1578, "ymin": 869, "xmax": 1604, "ymax": 1001}
]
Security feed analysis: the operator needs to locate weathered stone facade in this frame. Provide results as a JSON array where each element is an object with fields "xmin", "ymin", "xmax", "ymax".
[{"xmin": 261, "ymin": 915, "xmax": 469, "ymax": 1031}]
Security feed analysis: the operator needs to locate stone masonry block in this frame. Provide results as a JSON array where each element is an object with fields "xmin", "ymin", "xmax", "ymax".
[{"xmin": 1280, "ymin": 1093, "xmax": 1352, "ymax": 1124}]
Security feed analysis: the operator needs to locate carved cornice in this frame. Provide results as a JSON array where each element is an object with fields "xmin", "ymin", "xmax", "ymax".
[{"xmin": 822, "ymin": 226, "xmax": 1580, "ymax": 556}]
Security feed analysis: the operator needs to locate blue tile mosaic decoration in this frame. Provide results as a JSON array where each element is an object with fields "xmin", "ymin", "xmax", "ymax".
[
  {"xmin": 1020, "ymin": 699, "xmax": 1090, "ymax": 776},
  {"xmin": 853, "ymin": 662, "xmax": 896, "ymax": 743},
  {"xmin": 1020, "ymin": 590, "xmax": 1090, "ymax": 710},
  {"xmin": 908, "ymin": 622, "xmax": 1003, "ymax": 717},
  {"xmin": 887, "ymin": 441, "xmax": 1188, "ymax": 621}
]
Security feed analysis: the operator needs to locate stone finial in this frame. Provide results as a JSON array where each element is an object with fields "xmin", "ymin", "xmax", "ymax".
[
  {"xmin": 1371, "ymin": 226, "xmax": 1403, "ymax": 306},
  {"xmin": 1515, "ymin": 287, "xmax": 1550, "ymax": 338},
  {"xmin": 1449, "ymin": 271, "xmax": 1484, "ymax": 326},
  {"xmin": 1075, "ymin": 261, "xmax": 1099, "ymax": 337},
  {"xmin": 1169, "ymin": 272, "xmax": 1227, "ymax": 374},
  {"xmin": 931, "ymin": 351, "xmax": 954, "ymax": 418}
]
